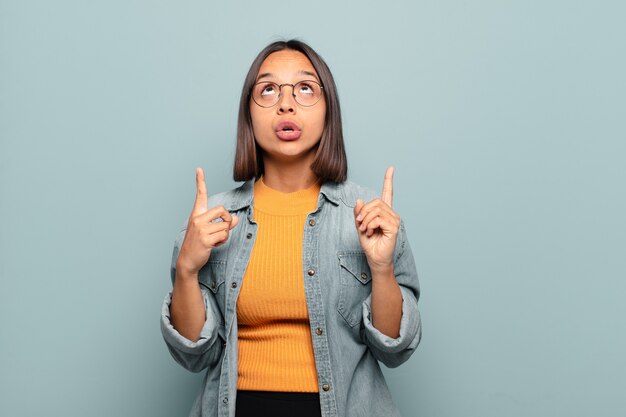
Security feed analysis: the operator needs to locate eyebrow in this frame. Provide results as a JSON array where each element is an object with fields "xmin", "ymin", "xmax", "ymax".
[
  {"xmin": 256, "ymin": 70, "xmax": 320, "ymax": 82},
  {"xmin": 298, "ymin": 70, "xmax": 319, "ymax": 80}
]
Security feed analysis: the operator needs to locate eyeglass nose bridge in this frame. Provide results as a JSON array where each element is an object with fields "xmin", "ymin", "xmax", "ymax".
[{"xmin": 275, "ymin": 83, "xmax": 298, "ymax": 103}]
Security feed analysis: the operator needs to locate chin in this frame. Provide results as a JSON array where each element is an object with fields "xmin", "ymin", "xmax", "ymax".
[{"xmin": 268, "ymin": 147, "xmax": 317, "ymax": 163}]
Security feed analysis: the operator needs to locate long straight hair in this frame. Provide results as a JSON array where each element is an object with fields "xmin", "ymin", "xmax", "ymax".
[{"xmin": 233, "ymin": 40, "xmax": 348, "ymax": 183}]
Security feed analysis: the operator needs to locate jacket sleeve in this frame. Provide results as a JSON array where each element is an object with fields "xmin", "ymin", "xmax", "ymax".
[
  {"xmin": 160, "ymin": 229, "xmax": 225, "ymax": 373},
  {"xmin": 360, "ymin": 220, "xmax": 422, "ymax": 368}
]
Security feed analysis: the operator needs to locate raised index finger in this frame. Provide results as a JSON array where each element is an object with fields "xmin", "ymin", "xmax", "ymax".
[
  {"xmin": 193, "ymin": 167, "xmax": 208, "ymax": 213},
  {"xmin": 381, "ymin": 166, "xmax": 394, "ymax": 207}
]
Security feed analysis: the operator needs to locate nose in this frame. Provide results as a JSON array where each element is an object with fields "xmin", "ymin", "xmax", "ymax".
[{"xmin": 277, "ymin": 85, "xmax": 296, "ymax": 114}]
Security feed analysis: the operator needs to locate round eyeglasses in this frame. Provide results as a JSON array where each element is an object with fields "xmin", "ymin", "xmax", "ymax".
[{"xmin": 251, "ymin": 80, "xmax": 324, "ymax": 108}]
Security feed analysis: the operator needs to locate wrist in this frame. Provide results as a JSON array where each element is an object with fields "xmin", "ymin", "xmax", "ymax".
[
  {"xmin": 369, "ymin": 263, "xmax": 395, "ymax": 279},
  {"xmin": 175, "ymin": 261, "xmax": 199, "ymax": 282}
]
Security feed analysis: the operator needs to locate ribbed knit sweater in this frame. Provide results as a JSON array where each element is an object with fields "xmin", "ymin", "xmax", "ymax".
[{"xmin": 236, "ymin": 177, "xmax": 321, "ymax": 392}]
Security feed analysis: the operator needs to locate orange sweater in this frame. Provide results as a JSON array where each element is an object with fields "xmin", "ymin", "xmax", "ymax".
[{"xmin": 236, "ymin": 177, "xmax": 321, "ymax": 392}]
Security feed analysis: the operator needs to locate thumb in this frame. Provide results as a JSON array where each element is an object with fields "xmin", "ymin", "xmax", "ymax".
[
  {"xmin": 229, "ymin": 214, "xmax": 240, "ymax": 230},
  {"xmin": 353, "ymin": 199, "xmax": 364, "ymax": 221}
]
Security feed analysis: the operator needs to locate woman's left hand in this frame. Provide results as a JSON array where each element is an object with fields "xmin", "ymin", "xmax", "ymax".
[{"xmin": 353, "ymin": 166, "xmax": 401, "ymax": 273}]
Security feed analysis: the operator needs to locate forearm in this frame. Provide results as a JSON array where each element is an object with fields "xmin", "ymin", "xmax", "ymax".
[
  {"xmin": 170, "ymin": 270, "xmax": 206, "ymax": 342},
  {"xmin": 370, "ymin": 266, "xmax": 403, "ymax": 338}
]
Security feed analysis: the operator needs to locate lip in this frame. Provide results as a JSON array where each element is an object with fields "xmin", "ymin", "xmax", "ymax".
[{"xmin": 275, "ymin": 120, "xmax": 302, "ymax": 141}]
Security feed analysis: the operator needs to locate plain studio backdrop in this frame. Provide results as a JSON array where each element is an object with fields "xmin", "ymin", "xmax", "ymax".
[{"xmin": 1, "ymin": 1, "xmax": 624, "ymax": 416}]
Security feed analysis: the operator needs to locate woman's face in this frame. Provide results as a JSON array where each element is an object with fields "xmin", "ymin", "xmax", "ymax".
[{"xmin": 250, "ymin": 50, "xmax": 326, "ymax": 166}]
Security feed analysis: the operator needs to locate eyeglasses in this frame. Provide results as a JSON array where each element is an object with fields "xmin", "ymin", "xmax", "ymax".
[{"xmin": 251, "ymin": 80, "xmax": 324, "ymax": 108}]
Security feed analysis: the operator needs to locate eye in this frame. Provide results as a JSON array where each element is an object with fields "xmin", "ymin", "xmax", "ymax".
[
  {"xmin": 297, "ymin": 82, "xmax": 314, "ymax": 95},
  {"xmin": 261, "ymin": 84, "xmax": 277, "ymax": 96}
]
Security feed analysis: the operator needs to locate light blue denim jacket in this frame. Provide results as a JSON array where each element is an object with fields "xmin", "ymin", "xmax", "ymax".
[{"xmin": 160, "ymin": 179, "xmax": 422, "ymax": 417}]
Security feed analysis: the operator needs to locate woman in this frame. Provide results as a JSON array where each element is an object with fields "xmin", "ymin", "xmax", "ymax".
[{"xmin": 161, "ymin": 40, "xmax": 422, "ymax": 417}]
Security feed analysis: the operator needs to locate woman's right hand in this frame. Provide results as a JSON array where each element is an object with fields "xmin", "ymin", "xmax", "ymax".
[{"xmin": 176, "ymin": 168, "xmax": 239, "ymax": 277}]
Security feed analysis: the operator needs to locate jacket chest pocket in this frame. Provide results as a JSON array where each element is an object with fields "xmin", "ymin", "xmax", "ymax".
[
  {"xmin": 197, "ymin": 260, "xmax": 227, "ymax": 321},
  {"xmin": 337, "ymin": 251, "xmax": 372, "ymax": 327}
]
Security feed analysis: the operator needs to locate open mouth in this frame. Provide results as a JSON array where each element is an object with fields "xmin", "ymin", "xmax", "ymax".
[
  {"xmin": 275, "ymin": 121, "xmax": 302, "ymax": 140},
  {"xmin": 276, "ymin": 121, "xmax": 300, "ymax": 132}
]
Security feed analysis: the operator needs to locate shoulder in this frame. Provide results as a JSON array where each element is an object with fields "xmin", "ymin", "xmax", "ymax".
[
  {"xmin": 206, "ymin": 180, "xmax": 254, "ymax": 211},
  {"xmin": 335, "ymin": 180, "xmax": 379, "ymax": 208},
  {"xmin": 175, "ymin": 180, "xmax": 253, "ymax": 233}
]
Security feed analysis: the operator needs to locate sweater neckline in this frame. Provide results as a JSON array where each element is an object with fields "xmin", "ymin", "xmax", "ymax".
[{"xmin": 253, "ymin": 177, "xmax": 321, "ymax": 215}]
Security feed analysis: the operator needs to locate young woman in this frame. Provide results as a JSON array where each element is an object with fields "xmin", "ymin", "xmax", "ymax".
[{"xmin": 161, "ymin": 40, "xmax": 422, "ymax": 417}]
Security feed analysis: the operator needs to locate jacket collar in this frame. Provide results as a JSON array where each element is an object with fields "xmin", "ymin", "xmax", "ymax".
[{"xmin": 227, "ymin": 178, "xmax": 342, "ymax": 211}]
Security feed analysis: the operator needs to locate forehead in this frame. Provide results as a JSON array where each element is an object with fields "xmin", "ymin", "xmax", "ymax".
[{"xmin": 256, "ymin": 50, "xmax": 319, "ymax": 81}]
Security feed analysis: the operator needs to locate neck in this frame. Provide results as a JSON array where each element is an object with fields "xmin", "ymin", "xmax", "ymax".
[{"xmin": 261, "ymin": 157, "xmax": 319, "ymax": 193}]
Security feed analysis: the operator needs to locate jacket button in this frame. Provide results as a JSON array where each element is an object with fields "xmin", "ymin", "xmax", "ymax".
[
  {"xmin": 308, "ymin": 219, "xmax": 316, "ymax": 226},
  {"xmin": 223, "ymin": 397, "xmax": 228, "ymax": 404},
  {"xmin": 231, "ymin": 282, "xmax": 237, "ymax": 288},
  {"xmin": 246, "ymin": 232, "xmax": 252, "ymax": 239},
  {"xmin": 315, "ymin": 328, "xmax": 323, "ymax": 335},
  {"xmin": 307, "ymin": 268, "xmax": 316, "ymax": 276},
  {"xmin": 210, "ymin": 281, "xmax": 217, "ymax": 289},
  {"xmin": 360, "ymin": 272, "xmax": 368, "ymax": 281},
  {"xmin": 322, "ymin": 383, "xmax": 330, "ymax": 391}
]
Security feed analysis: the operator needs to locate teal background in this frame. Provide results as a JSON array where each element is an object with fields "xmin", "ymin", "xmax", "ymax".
[{"xmin": 1, "ymin": 1, "xmax": 625, "ymax": 416}]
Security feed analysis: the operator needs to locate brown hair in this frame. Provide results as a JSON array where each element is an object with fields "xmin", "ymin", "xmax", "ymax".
[{"xmin": 233, "ymin": 40, "xmax": 348, "ymax": 183}]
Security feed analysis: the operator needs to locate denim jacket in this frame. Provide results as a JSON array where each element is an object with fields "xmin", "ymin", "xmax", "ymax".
[{"xmin": 160, "ymin": 179, "xmax": 422, "ymax": 417}]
